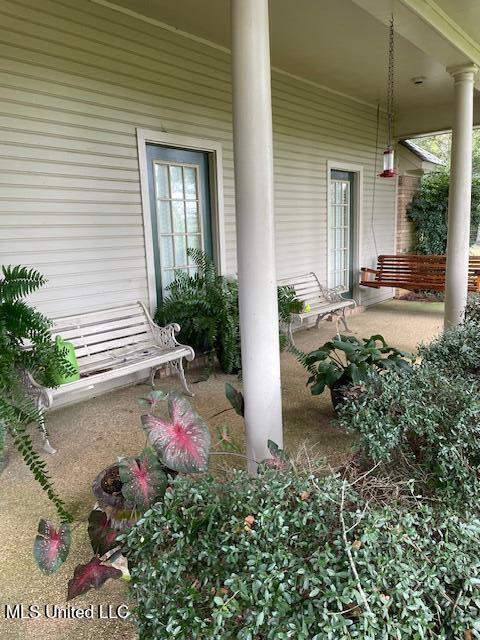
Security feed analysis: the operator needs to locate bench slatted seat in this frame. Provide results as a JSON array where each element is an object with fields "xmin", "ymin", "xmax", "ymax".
[
  {"xmin": 278, "ymin": 272, "xmax": 356, "ymax": 345},
  {"xmin": 23, "ymin": 301, "xmax": 194, "ymax": 453},
  {"xmin": 360, "ymin": 254, "xmax": 480, "ymax": 292}
]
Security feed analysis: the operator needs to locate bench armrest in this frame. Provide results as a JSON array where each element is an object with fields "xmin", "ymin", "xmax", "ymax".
[
  {"xmin": 321, "ymin": 284, "xmax": 357, "ymax": 306},
  {"xmin": 360, "ymin": 267, "xmax": 379, "ymax": 283},
  {"xmin": 140, "ymin": 302, "xmax": 195, "ymax": 361}
]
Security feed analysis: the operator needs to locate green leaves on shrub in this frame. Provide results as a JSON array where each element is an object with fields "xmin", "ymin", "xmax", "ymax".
[
  {"xmin": 338, "ymin": 365, "xmax": 480, "ymax": 503},
  {"xmin": 298, "ymin": 334, "xmax": 412, "ymax": 395},
  {"xmin": 419, "ymin": 320, "xmax": 480, "ymax": 380},
  {"xmin": 124, "ymin": 470, "xmax": 480, "ymax": 639},
  {"xmin": 407, "ymin": 170, "xmax": 480, "ymax": 255}
]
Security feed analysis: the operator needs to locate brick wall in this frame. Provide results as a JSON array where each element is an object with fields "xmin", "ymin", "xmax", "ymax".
[{"xmin": 396, "ymin": 175, "xmax": 420, "ymax": 254}]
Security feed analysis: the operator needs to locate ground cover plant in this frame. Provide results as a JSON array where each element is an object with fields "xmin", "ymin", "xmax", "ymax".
[{"xmin": 124, "ymin": 469, "xmax": 480, "ymax": 640}]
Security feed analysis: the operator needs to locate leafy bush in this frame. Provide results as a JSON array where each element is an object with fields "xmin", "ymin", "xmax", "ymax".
[
  {"xmin": 407, "ymin": 170, "xmax": 480, "ymax": 255},
  {"xmin": 124, "ymin": 469, "xmax": 480, "ymax": 639},
  {"xmin": 418, "ymin": 321, "xmax": 480, "ymax": 379},
  {"xmin": 297, "ymin": 334, "xmax": 412, "ymax": 395},
  {"xmin": 337, "ymin": 364, "xmax": 480, "ymax": 503},
  {"xmin": 465, "ymin": 293, "xmax": 480, "ymax": 325},
  {"xmin": 0, "ymin": 265, "xmax": 73, "ymax": 522}
]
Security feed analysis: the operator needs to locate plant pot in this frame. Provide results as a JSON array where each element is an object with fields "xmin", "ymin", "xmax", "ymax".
[
  {"xmin": 330, "ymin": 379, "xmax": 368, "ymax": 413},
  {"xmin": 330, "ymin": 379, "xmax": 351, "ymax": 413}
]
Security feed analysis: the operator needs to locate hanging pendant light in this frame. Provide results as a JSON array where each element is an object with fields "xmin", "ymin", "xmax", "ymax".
[{"xmin": 379, "ymin": 15, "xmax": 396, "ymax": 178}]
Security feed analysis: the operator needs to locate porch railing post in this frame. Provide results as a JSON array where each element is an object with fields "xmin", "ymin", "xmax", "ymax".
[
  {"xmin": 444, "ymin": 64, "xmax": 478, "ymax": 328},
  {"xmin": 231, "ymin": 0, "xmax": 283, "ymax": 472}
]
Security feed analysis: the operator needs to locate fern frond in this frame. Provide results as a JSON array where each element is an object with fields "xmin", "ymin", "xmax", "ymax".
[{"xmin": 0, "ymin": 266, "xmax": 46, "ymax": 302}]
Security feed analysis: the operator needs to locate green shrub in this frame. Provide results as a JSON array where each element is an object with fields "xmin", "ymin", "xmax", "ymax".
[
  {"xmin": 407, "ymin": 170, "xmax": 480, "ymax": 255},
  {"xmin": 337, "ymin": 365, "xmax": 480, "ymax": 503},
  {"xmin": 296, "ymin": 334, "xmax": 412, "ymax": 396},
  {"xmin": 465, "ymin": 293, "xmax": 480, "ymax": 325},
  {"xmin": 418, "ymin": 322, "xmax": 480, "ymax": 379},
  {"xmin": 124, "ymin": 470, "xmax": 480, "ymax": 639}
]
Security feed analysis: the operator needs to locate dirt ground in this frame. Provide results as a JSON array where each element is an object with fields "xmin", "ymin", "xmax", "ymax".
[{"xmin": 0, "ymin": 299, "xmax": 443, "ymax": 640}]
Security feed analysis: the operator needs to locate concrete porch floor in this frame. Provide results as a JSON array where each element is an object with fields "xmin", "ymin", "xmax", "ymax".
[{"xmin": 0, "ymin": 299, "xmax": 444, "ymax": 640}]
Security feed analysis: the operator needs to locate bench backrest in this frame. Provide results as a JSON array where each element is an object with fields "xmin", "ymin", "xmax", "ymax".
[
  {"xmin": 278, "ymin": 272, "xmax": 327, "ymax": 307},
  {"xmin": 374, "ymin": 255, "xmax": 480, "ymax": 290},
  {"xmin": 51, "ymin": 302, "xmax": 154, "ymax": 373}
]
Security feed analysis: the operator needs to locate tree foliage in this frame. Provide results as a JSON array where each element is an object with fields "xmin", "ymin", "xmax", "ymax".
[{"xmin": 407, "ymin": 170, "xmax": 480, "ymax": 255}]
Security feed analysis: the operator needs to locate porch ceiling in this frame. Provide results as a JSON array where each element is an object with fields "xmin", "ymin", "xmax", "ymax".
[{"xmin": 105, "ymin": 0, "xmax": 480, "ymax": 136}]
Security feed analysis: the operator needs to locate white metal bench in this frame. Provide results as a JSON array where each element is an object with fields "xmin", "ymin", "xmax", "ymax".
[
  {"xmin": 277, "ymin": 272, "xmax": 357, "ymax": 345},
  {"xmin": 23, "ymin": 301, "xmax": 194, "ymax": 454}
]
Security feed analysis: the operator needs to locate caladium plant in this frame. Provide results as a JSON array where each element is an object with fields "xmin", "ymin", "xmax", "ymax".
[
  {"xmin": 67, "ymin": 557, "xmax": 122, "ymax": 601},
  {"xmin": 260, "ymin": 440, "xmax": 291, "ymax": 471},
  {"xmin": 119, "ymin": 448, "xmax": 167, "ymax": 510},
  {"xmin": 35, "ymin": 386, "xmax": 290, "ymax": 601},
  {"xmin": 142, "ymin": 392, "xmax": 211, "ymax": 473},
  {"xmin": 34, "ymin": 519, "xmax": 71, "ymax": 575},
  {"xmin": 87, "ymin": 510, "xmax": 119, "ymax": 556}
]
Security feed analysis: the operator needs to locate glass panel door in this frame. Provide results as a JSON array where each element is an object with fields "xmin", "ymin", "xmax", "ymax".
[
  {"xmin": 329, "ymin": 170, "xmax": 354, "ymax": 295},
  {"xmin": 146, "ymin": 145, "xmax": 213, "ymax": 301}
]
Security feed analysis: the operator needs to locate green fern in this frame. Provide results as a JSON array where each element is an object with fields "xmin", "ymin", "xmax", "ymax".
[
  {"xmin": 0, "ymin": 265, "xmax": 73, "ymax": 522},
  {"xmin": 156, "ymin": 249, "xmax": 241, "ymax": 374},
  {"xmin": 156, "ymin": 250, "xmax": 302, "ymax": 375}
]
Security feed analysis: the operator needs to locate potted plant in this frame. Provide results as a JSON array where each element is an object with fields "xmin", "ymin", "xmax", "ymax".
[{"xmin": 298, "ymin": 334, "xmax": 412, "ymax": 411}]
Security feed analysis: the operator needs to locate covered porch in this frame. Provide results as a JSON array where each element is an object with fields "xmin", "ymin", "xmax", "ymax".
[
  {"xmin": 0, "ymin": 299, "xmax": 444, "ymax": 639},
  {"xmin": 1, "ymin": 0, "xmax": 478, "ymax": 466}
]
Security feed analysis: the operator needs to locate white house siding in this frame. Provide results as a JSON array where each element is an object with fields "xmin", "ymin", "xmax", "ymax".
[{"xmin": 0, "ymin": 0, "xmax": 395, "ymax": 317}]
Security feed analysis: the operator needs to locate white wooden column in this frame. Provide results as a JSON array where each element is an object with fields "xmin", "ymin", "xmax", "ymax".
[
  {"xmin": 231, "ymin": 0, "xmax": 283, "ymax": 472},
  {"xmin": 445, "ymin": 64, "xmax": 478, "ymax": 328}
]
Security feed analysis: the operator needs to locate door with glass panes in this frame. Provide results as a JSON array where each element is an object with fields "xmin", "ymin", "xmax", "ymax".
[
  {"xmin": 328, "ymin": 170, "xmax": 355, "ymax": 298},
  {"xmin": 147, "ymin": 144, "xmax": 213, "ymax": 302}
]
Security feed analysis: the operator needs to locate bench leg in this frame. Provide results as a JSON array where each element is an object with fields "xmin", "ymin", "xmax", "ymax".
[
  {"xmin": 339, "ymin": 307, "xmax": 353, "ymax": 333},
  {"xmin": 171, "ymin": 358, "xmax": 194, "ymax": 397},
  {"xmin": 288, "ymin": 321, "xmax": 295, "ymax": 347},
  {"xmin": 39, "ymin": 411, "xmax": 56, "ymax": 455}
]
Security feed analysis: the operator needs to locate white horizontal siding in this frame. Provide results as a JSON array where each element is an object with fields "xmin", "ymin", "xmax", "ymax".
[{"xmin": 0, "ymin": 0, "xmax": 395, "ymax": 316}]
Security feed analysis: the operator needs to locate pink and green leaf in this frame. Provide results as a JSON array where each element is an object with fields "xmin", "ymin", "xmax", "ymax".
[
  {"xmin": 119, "ymin": 448, "xmax": 167, "ymax": 510},
  {"xmin": 142, "ymin": 392, "xmax": 211, "ymax": 473},
  {"xmin": 67, "ymin": 557, "xmax": 122, "ymax": 601},
  {"xmin": 138, "ymin": 389, "xmax": 167, "ymax": 412},
  {"xmin": 34, "ymin": 519, "xmax": 71, "ymax": 575},
  {"xmin": 87, "ymin": 510, "xmax": 119, "ymax": 556},
  {"xmin": 260, "ymin": 440, "xmax": 291, "ymax": 471}
]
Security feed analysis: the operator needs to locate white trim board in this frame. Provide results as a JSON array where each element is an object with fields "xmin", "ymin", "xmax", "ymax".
[
  {"xmin": 136, "ymin": 128, "xmax": 226, "ymax": 312},
  {"xmin": 326, "ymin": 160, "xmax": 364, "ymax": 305}
]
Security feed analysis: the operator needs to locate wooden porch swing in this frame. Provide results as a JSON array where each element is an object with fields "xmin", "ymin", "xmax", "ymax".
[{"xmin": 360, "ymin": 254, "xmax": 480, "ymax": 292}]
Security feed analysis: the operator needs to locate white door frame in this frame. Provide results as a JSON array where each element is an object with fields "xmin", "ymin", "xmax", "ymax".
[
  {"xmin": 326, "ymin": 160, "xmax": 363, "ymax": 303},
  {"xmin": 137, "ymin": 128, "xmax": 226, "ymax": 312}
]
